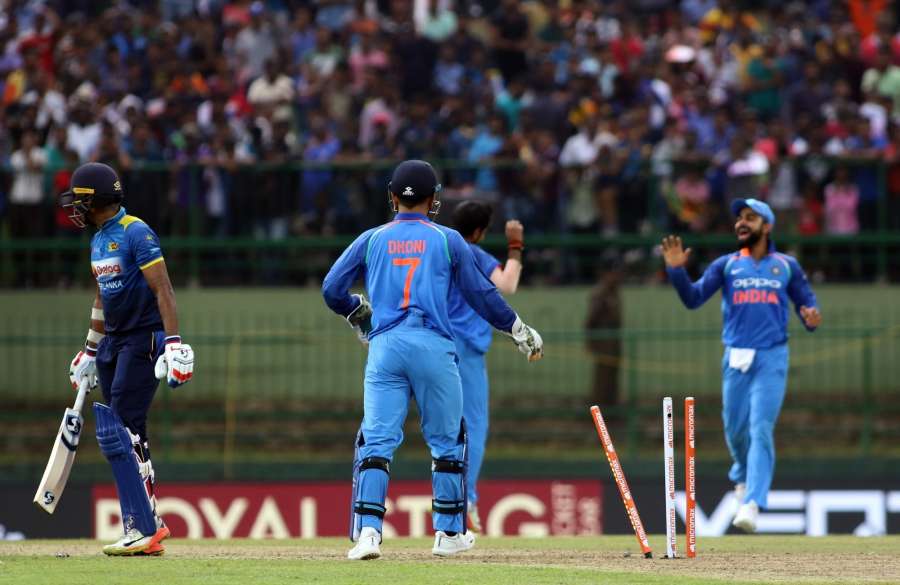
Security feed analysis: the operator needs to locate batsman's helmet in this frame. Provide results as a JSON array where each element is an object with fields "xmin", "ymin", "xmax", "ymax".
[
  {"xmin": 388, "ymin": 159, "xmax": 442, "ymax": 218},
  {"xmin": 59, "ymin": 163, "xmax": 124, "ymax": 228}
]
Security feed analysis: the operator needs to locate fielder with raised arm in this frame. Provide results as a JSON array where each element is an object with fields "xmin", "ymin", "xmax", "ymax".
[
  {"xmin": 447, "ymin": 200, "xmax": 524, "ymax": 533},
  {"xmin": 322, "ymin": 160, "xmax": 543, "ymax": 560},
  {"xmin": 60, "ymin": 163, "xmax": 194, "ymax": 556},
  {"xmin": 661, "ymin": 198, "xmax": 821, "ymax": 533}
]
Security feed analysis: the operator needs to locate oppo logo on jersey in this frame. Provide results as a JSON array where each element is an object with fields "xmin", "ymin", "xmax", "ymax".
[
  {"xmin": 732, "ymin": 277, "xmax": 782, "ymax": 289},
  {"xmin": 388, "ymin": 240, "xmax": 426, "ymax": 255},
  {"xmin": 91, "ymin": 257, "xmax": 123, "ymax": 278}
]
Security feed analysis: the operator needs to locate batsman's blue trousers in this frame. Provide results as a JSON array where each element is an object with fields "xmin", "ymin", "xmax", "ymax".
[
  {"xmin": 357, "ymin": 311, "xmax": 466, "ymax": 533},
  {"xmin": 96, "ymin": 329, "xmax": 165, "ymax": 441},
  {"xmin": 455, "ymin": 338, "xmax": 489, "ymax": 505},
  {"xmin": 721, "ymin": 343, "xmax": 789, "ymax": 509}
]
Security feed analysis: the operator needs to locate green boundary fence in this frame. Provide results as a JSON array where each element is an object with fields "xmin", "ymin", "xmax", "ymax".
[{"xmin": 2, "ymin": 286, "xmax": 898, "ymax": 480}]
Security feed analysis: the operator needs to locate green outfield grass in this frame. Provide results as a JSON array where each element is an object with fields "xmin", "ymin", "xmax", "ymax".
[
  {"xmin": 2, "ymin": 536, "xmax": 899, "ymax": 585},
  {"xmin": 2, "ymin": 285, "xmax": 898, "ymax": 403}
]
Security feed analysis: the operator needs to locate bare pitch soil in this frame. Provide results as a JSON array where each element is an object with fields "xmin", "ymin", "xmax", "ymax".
[{"xmin": 4, "ymin": 537, "xmax": 899, "ymax": 584}]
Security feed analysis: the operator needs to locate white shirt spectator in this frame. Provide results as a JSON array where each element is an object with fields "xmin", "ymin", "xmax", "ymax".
[
  {"xmin": 10, "ymin": 147, "xmax": 47, "ymax": 204},
  {"xmin": 727, "ymin": 150, "xmax": 769, "ymax": 178},
  {"xmin": 559, "ymin": 128, "xmax": 615, "ymax": 167},
  {"xmin": 67, "ymin": 121, "xmax": 102, "ymax": 162},
  {"xmin": 247, "ymin": 74, "xmax": 295, "ymax": 107}
]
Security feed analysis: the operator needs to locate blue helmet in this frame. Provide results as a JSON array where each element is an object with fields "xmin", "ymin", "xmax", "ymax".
[
  {"xmin": 388, "ymin": 159, "xmax": 443, "ymax": 218},
  {"xmin": 59, "ymin": 163, "xmax": 124, "ymax": 228}
]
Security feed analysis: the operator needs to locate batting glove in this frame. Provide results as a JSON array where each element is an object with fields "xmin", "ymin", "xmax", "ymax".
[
  {"xmin": 346, "ymin": 294, "xmax": 373, "ymax": 346},
  {"xmin": 154, "ymin": 336, "xmax": 195, "ymax": 388},
  {"xmin": 506, "ymin": 316, "xmax": 544, "ymax": 362},
  {"xmin": 68, "ymin": 347, "xmax": 98, "ymax": 390}
]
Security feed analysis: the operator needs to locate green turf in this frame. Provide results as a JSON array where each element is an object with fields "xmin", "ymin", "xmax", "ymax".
[
  {"xmin": 1, "ymin": 536, "xmax": 898, "ymax": 585},
  {"xmin": 1, "ymin": 285, "xmax": 897, "ymax": 402}
]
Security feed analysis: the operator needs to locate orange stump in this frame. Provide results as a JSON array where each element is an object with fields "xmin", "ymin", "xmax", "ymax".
[
  {"xmin": 685, "ymin": 397, "xmax": 697, "ymax": 558},
  {"xmin": 590, "ymin": 405, "xmax": 653, "ymax": 558}
]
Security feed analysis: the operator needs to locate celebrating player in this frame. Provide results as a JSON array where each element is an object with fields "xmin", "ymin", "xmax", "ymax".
[
  {"xmin": 447, "ymin": 201, "xmax": 524, "ymax": 533},
  {"xmin": 322, "ymin": 160, "xmax": 543, "ymax": 560},
  {"xmin": 661, "ymin": 198, "xmax": 821, "ymax": 533},
  {"xmin": 60, "ymin": 163, "xmax": 194, "ymax": 555}
]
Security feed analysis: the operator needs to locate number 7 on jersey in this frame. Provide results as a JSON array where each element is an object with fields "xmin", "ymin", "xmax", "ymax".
[{"xmin": 392, "ymin": 257, "xmax": 421, "ymax": 309}]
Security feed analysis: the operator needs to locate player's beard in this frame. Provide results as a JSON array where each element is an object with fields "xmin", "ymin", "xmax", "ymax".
[{"xmin": 736, "ymin": 224, "xmax": 763, "ymax": 248}]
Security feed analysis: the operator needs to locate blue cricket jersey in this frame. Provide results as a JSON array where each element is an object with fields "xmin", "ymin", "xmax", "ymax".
[
  {"xmin": 448, "ymin": 244, "xmax": 501, "ymax": 354},
  {"xmin": 666, "ymin": 245, "xmax": 818, "ymax": 349},
  {"xmin": 90, "ymin": 207, "xmax": 164, "ymax": 334},
  {"xmin": 322, "ymin": 212, "xmax": 516, "ymax": 340}
]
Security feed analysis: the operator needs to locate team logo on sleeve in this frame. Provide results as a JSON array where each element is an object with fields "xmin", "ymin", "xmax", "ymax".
[
  {"xmin": 108, "ymin": 242, "xmax": 119, "ymax": 251},
  {"xmin": 772, "ymin": 267, "xmax": 780, "ymax": 275}
]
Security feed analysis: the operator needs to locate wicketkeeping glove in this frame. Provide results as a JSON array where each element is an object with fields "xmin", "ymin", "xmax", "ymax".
[
  {"xmin": 346, "ymin": 294, "xmax": 373, "ymax": 346},
  {"xmin": 69, "ymin": 347, "xmax": 98, "ymax": 390},
  {"xmin": 505, "ymin": 316, "xmax": 544, "ymax": 362},
  {"xmin": 154, "ymin": 336, "xmax": 195, "ymax": 388}
]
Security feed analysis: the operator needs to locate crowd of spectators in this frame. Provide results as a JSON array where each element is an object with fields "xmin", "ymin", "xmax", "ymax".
[{"xmin": 2, "ymin": 0, "xmax": 900, "ymax": 245}]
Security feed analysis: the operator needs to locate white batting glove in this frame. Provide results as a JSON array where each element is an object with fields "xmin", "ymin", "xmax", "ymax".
[
  {"xmin": 506, "ymin": 316, "xmax": 544, "ymax": 362},
  {"xmin": 346, "ymin": 294, "xmax": 373, "ymax": 346},
  {"xmin": 154, "ymin": 336, "xmax": 195, "ymax": 388},
  {"xmin": 68, "ymin": 347, "xmax": 98, "ymax": 390}
]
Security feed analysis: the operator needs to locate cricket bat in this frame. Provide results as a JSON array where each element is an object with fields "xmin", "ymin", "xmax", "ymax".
[{"xmin": 33, "ymin": 377, "xmax": 91, "ymax": 514}]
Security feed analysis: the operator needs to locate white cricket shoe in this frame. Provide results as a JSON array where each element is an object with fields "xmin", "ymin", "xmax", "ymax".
[
  {"xmin": 348, "ymin": 527, "xmax": 381, "ymax": 560},
  {"xmin": 468, "ymin": 503, "xmax": 483, "ymax": 534},
  {"xmin": 102, "ymin": 524, "xmax": 169, "ymax": 556},
  {"xmin": 432, "ymin": 530, "xmax": 475, "ymax": 557},
  {"xmin": 733, "ymin": 501, "xmax": 759, "ymax": 533}
]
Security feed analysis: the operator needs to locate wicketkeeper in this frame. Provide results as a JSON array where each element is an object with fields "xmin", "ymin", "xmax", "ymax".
[{"xmin": 60, "ymin": 163, "xmax": 195, "ymax": 555}]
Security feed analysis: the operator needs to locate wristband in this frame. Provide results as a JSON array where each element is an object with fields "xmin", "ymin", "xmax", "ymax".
[
  {"xmin": 508, "ymin": 240, "xmax": 524, "ymax": 251},
  {"xmin": 86, "ymin": 329, "xmax": 105, "ymax": 344},
  {"xmin": 84, "ymin": 345, "xmax": 97, "ymax": 357},
  {"xmin": 164, "ymin": 335, "xmax": 181, "ymax": 345},
  {"xmin": 91, "ymin": 307, "xmax": 104, "ymax": 321}
]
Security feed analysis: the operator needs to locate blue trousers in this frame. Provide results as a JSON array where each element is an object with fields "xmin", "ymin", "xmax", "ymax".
[
  {"xmin": 96, "ymin": 330, "xmax": 165, "ymax": 441},
  {"xmin": 721, "ymin": 344, "xmax": 789, "ymax": 509},
  {"xmin": 357, "ymin": 312, "xmax": 466, "ymax": 533},
  {"xmin": 455, "ymin": 339, "xmax": 488, "ymax": 505}
]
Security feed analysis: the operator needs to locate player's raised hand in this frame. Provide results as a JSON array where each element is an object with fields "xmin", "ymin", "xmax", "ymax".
[
  {"xmin": 799, "ymin": 306, "xmax": 822, "ymax": 328},
  {"xmin": 505, "ymin": 220, "xmax": 524, "ymax": 246},
  {"xmin": 661, "ymin": 235, "xmax": 692, "ymax": 268},
  {"xmin": 155, "ymin": 336, "xmax": 194, "ymax": 388}
]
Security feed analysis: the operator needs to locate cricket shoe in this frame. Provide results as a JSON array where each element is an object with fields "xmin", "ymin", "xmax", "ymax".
[
  {"xmin": 467, "ymin": 504, "xmax": 483, "ymax": 534},
  {"xmin": 432, "ymin": 531, "xmax": 475, "ymax": 557},
  {"xmin": 135, "ymin": 542, "xmax": 165, "ymax": 556},
  {"xmin": 732, "ymin": 501, "xmax": 759, "ymax": 533},
  {"xmin": 103, "ymin": 525, "xmax": 171, "ymax": 556},
  {"xmin": 347, "ymin": 527, "xmax": 381, "ymax": 560}
]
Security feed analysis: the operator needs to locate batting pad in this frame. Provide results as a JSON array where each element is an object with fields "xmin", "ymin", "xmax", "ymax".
[{"xmin": 94, "ymin": 403, "xmax": 157, "ymax": 536}]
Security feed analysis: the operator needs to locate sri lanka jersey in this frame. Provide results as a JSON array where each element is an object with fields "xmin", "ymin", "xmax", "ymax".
[{"xmin": 90, "ymin": 207, "xmax": 164, "ymax": 334}]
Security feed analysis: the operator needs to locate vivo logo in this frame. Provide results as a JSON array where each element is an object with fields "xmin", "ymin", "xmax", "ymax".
[{"xmin": 677, "ymin": 490, "xmax": 900, "ymax": 536}]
